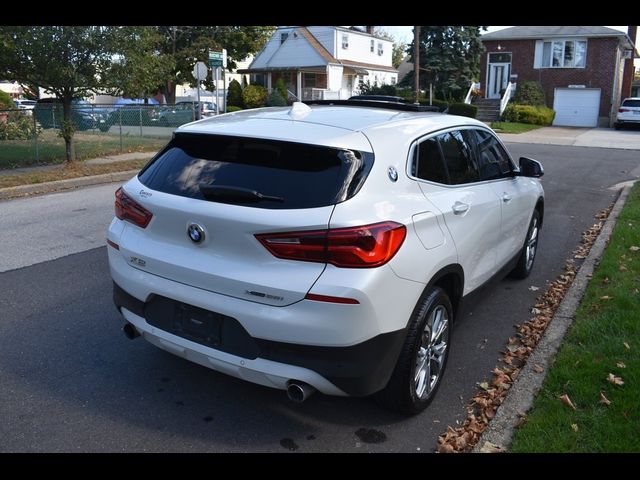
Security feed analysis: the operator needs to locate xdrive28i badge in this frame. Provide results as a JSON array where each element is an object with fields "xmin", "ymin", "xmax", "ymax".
[{"xmin": 187, "ymin": 223, "xmax": 205, "ymax": 244}]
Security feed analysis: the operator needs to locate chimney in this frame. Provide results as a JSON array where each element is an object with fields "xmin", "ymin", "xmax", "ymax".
[
  {"xmin": 621, "ymin": 26, "xmax": 637, "ymax": 99},
  {"xmin": 366, "ymin": 26, "xmax": 374, "ymax": 35}
]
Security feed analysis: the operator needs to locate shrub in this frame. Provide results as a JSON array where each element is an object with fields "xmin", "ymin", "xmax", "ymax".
[
  {"xmin": 265, "ymin": 89, "xmax": 287, "ymax": 107},
  {"xmin": 0, "ymin": 111, "xmax": 41, "ymax": 140},
  {"xmin": 359, "ymin": 80, "xmax": 397, "ymax": 96},
  {"xmin": 0, "ymin": 89, "xmax": 15, "ymax": 109},
  {"xmin": 502, "ymin": 104, "xmax": 555, "ymax": 125},
  {"xmin": 274, "ymin": 78, "xmax": 289, "ymax": 104},
  {"xmin": 448, "ymin": 102, "xmax": 477, "ymax": 118},
  {"xmin": 242, "ymin": 85, "xmax": 268, "ymax": 109},
  {"xmin": 419, "ymin": 98, "xmax": 449, "ymax": 112},
  {"xmin": 227, "ymin": 79, "xmax": 244, "ymax": 108},
  {"xmin": 514, "ymin": 81, "xmax": 546, "ymax": 106},
  {"xmin": 225, "ymin": 106, "xmax": 243, "ymax": 113}
]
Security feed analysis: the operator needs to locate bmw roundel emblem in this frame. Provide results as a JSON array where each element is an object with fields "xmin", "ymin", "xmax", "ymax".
[{"xmin": 187, "ymin": 223, "xmax": 205, "ymax": 244}]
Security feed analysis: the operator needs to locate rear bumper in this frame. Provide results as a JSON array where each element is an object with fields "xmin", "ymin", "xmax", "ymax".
[{"xmin": 114, "ymin": 282, "xmax": 407, "ymax": 396}]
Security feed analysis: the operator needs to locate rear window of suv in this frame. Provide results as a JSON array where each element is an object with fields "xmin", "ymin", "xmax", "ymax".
[
  {"xmin": 621, "ymin": 99, "xmax": 640, "ymax": 108},
  {"xmin": 138, "ymin": 133, "xmax": 373, "ymax": 209}
]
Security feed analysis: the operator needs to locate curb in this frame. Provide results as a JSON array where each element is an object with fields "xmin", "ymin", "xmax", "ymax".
[
  {"xmin": 472, "ymin": 182, "xmax": 634, "ymax": 452},
  {"xmin": 0, "ymin": 170, "xmax": 138, "ymax": 200}
]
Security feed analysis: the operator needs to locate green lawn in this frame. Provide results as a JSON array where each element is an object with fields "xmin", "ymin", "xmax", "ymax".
[
  {"xmin": 510, "ymin": 183, "xmax": 640, "ymax": 452},
  {"xmin": 491, "ymin": 122, "xmax": 543, "ymax": 134},
  {"xmin": 0, "ymin": 130, "xmax": 167, "ymax": 169}
]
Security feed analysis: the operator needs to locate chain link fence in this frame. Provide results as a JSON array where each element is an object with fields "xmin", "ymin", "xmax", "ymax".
[{"xmin": 0, "ymin": 102, "xmax": 206, "ymax": 169}]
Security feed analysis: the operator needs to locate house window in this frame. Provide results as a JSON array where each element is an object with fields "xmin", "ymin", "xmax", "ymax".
[
  {"xmin": 342, "ymin": 34, "xmax": 349, "ymax": 50},
  {"xmin": 391, "ymin": 76, "xmax": 397, "ymax": 85},
  {"xmin": 377, "ymin": 42, "xmax": 384, "ymax": 56},
  {"xmin": 280, "ymin": 32, "xmax": 289, "ymax": 44},
  {"xmin": 370, "ymin": 39, "xmax": 374, "ymax": 53},
  {"xmin": 541, "ymin": 40, "xmax": 587, "ymax": 68}
]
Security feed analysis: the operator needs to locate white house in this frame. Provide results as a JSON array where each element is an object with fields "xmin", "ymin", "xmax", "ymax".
[{"xmin": 240, "ymin": 26, "xmax": 398, "ymax": 100}]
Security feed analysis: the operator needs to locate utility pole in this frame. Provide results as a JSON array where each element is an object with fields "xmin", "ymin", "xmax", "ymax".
[{"xmin": 413, "ymin": 26, "xmax": 420, "ymax": 104}]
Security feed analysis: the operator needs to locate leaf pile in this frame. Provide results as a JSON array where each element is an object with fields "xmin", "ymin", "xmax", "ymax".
[{"xmin": 436, "ymin": 205, "xmax": 613, "ymax": 453}]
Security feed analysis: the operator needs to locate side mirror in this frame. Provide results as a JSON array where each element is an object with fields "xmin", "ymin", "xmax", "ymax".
[{"xmin": 519, "ymin": 157, "xmax": 544, "ymax": 178}]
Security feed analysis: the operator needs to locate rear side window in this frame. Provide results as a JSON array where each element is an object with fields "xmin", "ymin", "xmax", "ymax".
[
  {"xmin": 438, "ymin": 131, "xmax": 479, "ymax": 185},
  {"xmin": 622, "ymin": 99, "xmax": 640, "ymax": 108},
  {"xmin": 414, "ymin": 137, "xmax": 448, "ymax": 184},
  {"xmin": 474, "ymin": 129, "xmax": 513, "ymax": 180},
  {"xmin": 138, "ymin": 133, "xmax": 373, "ymax": 209}
]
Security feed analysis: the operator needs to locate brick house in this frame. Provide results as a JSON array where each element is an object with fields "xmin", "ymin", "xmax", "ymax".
[{"xmin": 479, "ymin": 26, "xmax": 638, "ymax": 127}]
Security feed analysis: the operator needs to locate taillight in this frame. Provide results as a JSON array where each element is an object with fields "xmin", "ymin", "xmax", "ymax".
[
  {"xmin": 619, "ymin": 108, "xmax": 630, "ymax": 113},
  {"xmin": 115, "ymin": 187, "xmax": 153, "ymax": 228},
  {"xmin": 255, "ymin": 221, "xmax": 406, "ymax": 268}
]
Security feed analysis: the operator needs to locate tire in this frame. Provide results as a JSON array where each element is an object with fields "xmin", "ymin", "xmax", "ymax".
[
  {"xmin": 98, "ymin": 124, "xmax": 110, "ymax": 132},
  {"xmin": 510, "ymin": 210, "xmax": 540, "ymax": 279},
  {"xmin": 375, "ymin": 286, "xmax": 452, "ymax": 415},
  {"xmin": 614, "ymin": 123, "xmax": 621, "ymax": 131}
]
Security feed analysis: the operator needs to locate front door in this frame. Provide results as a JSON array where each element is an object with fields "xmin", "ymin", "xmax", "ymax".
[
  {"xmin": 487, "ymin": 53, "xmax": 512, "ymax": 99},
  {"xmin": 488, "ymin": 63, "xmax": 510, "ymax": 99}
]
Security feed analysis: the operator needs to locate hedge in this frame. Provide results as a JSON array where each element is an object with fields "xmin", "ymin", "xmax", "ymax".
[
  {"xmin": 448, "ymin": 102, "xmax": 477, "ymax": 118},
  {"xmin": 225, "ymin": 106, "xmax": 243, "ymax": 113},
  {"xmin": 242, "ymin": 85, "xmax": 268, "ymax": 109},
  {"xmin": 502, "ymin": 104, "xmax": 555, "ymax": 125}
]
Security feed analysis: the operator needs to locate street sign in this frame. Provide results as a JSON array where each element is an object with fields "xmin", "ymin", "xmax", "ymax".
[
  {"xmin": 209, "ymin": 49, "xmax": 227, "ymax": 69},
  {"xmin": 192, "ymin": 61, "xmax": 208, "ymax": 81}
]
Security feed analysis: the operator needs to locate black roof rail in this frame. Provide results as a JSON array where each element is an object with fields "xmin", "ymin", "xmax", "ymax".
[{"xmin": 303, "ymin": 99, "xmax": 440, "ymax": 113}]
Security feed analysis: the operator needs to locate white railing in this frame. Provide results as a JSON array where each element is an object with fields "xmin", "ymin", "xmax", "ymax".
[
  {"xmin": 301, "ymin": 88, "xmax": 342, "ymax": 101},
  {"xmin": 500, "ymin": 82, "xmax": 514, "ymax": 115},
  {"xmin": 464, "ymin": 82, "xmax": 481, "ymax": 104},
  {"xmin": 287, "ymin": 89, "xmax": 299, "ymax": 102}
]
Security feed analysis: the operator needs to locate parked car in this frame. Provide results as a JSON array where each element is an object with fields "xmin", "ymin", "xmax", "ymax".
[
  {"xmin": 108, "ymin": 100, "xmax": 544, "ymax": 414},
  {"xmin": 13, "ymin": 99, "xmax": 36, "ymax": 115},
  {"xmin": 349, "ymin": 94, "xmax": 409, "ymax": 103},
  {"xmin": 105, "ymin": 97, "xmax": 160, "ymax": 128},
  {"xmin": 615, "ymin": 97, "xmax": 640, "ymax": 130},
  {"xmin": 34, "ymin": 98, "xmax": 110, "ymax": 131},
  {"xmin": 177, "ymin": 101, "xmax": 217, "ymax": 117}
]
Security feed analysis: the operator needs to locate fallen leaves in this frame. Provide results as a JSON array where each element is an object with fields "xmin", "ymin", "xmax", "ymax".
[
  {"xmin": 528, "ymin": 286, "xmax": 540, "ymax": 291},
  {"xmin": 616, "ymin": 361, "xmax": 626, "ymax": 369},
  {"xmin": 559, "ymin": 394, "xmax": 577, "ymax": 411},
  {"xmin": 436, "ymin": 205, "xmax": 613, "ymax": 453},
  {"xmin": 607, "ymin": 373, "xmax": 624, "ymax": 386},
  {"xmin": 600, "ymin": 295, "xmax": 614, "ymax": 301},
  {"xmin": 629, "ymin": 246, "xmax": 639, "ymax": 252},
  {"xmin": 624, "ymin": 342, "xmax": 631, "ymax": 350},
  {"xmin": 571, "ymin": 423, "xmax": 579, "ymax": 432},
  {"xmin": 599, "ymin": 392, "xmax": 611, "ymax": 406}
]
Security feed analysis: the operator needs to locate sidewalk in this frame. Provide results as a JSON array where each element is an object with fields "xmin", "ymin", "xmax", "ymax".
[
  {"xmin": 0, "ymin": 152, "xmax": 155, "ymax": 177},
  {"xmin": 499, "ymin": 126, "xmax": 640, "ymax": 150}
]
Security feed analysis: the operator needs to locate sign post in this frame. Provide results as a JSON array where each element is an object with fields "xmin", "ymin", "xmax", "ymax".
[
  {"xmin": 191, "ymin": 61, "xmax": 208, "ymax": 120},
  {"xmin": 209, "ymin": 49, "xmax": 227, "ymax": 115}
]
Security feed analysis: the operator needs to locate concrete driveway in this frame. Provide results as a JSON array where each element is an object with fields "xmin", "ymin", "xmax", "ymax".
[{"xmin": 499, "ymin": 126, "xmax": 640, "ymax": 150}]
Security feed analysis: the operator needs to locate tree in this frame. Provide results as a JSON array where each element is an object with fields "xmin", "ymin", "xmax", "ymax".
[
  {"xmin": 153, "ymin": 26, "xmax": 273, "ymax": 104},
  {"xmin": 0, "ymin": 26, "xmax": 119, "ymax": 161},
  {"xmin": 108, "ymin": 26, "xmax": 175, "ymax": 103},
  {"xmin": 402, "ymin": 26, "xmax": 486, "ymax": 101}
]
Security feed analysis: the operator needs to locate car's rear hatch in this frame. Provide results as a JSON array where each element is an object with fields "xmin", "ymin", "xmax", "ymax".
[{"xmin": 117, "ymin": 127, "xmax": 373, "ymax": 306}]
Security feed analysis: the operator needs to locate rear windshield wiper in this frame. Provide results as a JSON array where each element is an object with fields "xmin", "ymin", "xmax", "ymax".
[{"xmin": 199, "ymin": 184, "xmax": 284, "ymax": 203}]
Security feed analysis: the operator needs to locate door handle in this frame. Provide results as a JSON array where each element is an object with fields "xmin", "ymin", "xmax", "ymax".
[
  {"xmin": 452, "ymin": 201, "xmax": 470, "ymax": 215},
  {"xmin": 502, "ymin": 193, "xmax": 512, "ymax": 203}
]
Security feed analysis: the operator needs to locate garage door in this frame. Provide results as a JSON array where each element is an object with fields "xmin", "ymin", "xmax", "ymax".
[{"xmin": 553, "ymin": 88, "xmax": 601, "ymax": 127}]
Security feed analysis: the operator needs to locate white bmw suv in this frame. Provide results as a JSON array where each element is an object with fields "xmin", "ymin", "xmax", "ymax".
[{"xmin": 108, "ymin": 100, "xmax": 544, "ymax": 414}]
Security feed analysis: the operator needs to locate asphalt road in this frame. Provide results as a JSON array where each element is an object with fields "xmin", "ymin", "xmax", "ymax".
[{"xmin": 1, "ymin": 143, "xmax": 639, "ymax": 452}]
